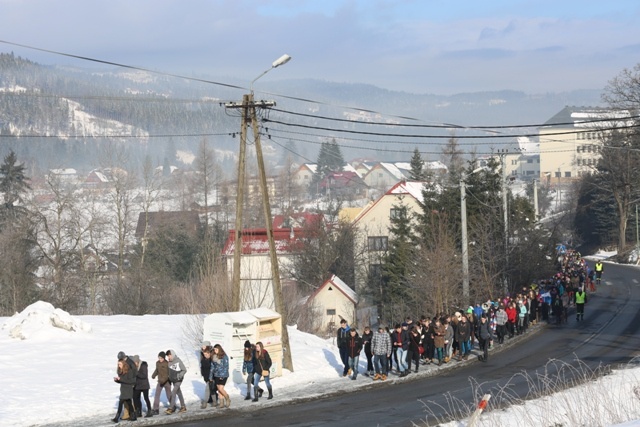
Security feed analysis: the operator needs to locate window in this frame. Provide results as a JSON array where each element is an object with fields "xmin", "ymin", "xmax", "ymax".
[
  {"xmin": 577, "ymin": 146, "xmax": 582, "ymax": 153},
  {"xmin": 390, "ymin": 208, "xmax": 402, "ymax": 220},
  {"xmin": 564, "ymin": 171, "xmax": 571, "ymax": 177},
  {"xmin": 368, "ymin": 236, "xmax": 388, "ymax": 251},
  {"xmin": 369, "ymin": 264, "xmax": 383, "ymax": 282},
  {"xmin": 555, "ymin": 171, "xmax": 561, "ymax": 178},
  {"xmin": 577, "ymin": 159, "xmax": 581, "ymax": 166},
  {"xmin": 304, "ymin": 175, "xmax": 309, "ymax": 180},
  {"xmin": 527, "ymin": 158, "xmax": 533, "ymax": 163},
  {"xmin": 511, "ymin": 159, "xmax": 517, "ymax": 166},
  {"xmin": 326, "ymin": 309, "xmax": 336, "ymax": 315}
]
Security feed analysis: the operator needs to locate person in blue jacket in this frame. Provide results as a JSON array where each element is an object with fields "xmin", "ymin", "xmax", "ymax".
[{"xmin": 210, "ymin": 344, "xmax": 231, "ymax": 408}]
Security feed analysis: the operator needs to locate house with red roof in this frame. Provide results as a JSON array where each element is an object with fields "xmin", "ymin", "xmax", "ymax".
[{"xmin": 222, "ymin": 212, "xmax": 323, "ymax": 311}]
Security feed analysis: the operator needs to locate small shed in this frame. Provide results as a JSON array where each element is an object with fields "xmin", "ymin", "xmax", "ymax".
[
  {"xmin": 306, "ymin": 275, "xmax": 358, "ymax": 337},
  {"xmin": 203, "ymin": 308, "xmax": 283, "ymax": 383}
]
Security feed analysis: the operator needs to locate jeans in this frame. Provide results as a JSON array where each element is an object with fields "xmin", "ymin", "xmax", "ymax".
[
  {"xmin": 395, "ymin": 347, "xmax": 408, "ymax": 372},
  {"xmin": 348, "ymin": 356, "xmax": 359, "ymax": 377},
  {"xmin": 254, "ymin": 372, "xmax": 272, "ymax": 390},
  {"xmin": 459, "ymin": 339, "xmax": 470, "ymax": 357},
  {"xmin": 373, "ymin": 354, "xmax": 388, "ymax": 375}
]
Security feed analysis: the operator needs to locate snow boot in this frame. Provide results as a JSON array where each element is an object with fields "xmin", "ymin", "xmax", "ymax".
[
  {"xmin": 258, "ymin": 388, "xmax": 264, "ymax": 397},
  {"xmin": 146, "ymin": 409, "xmax": 153, "ymax": 417},
  {"xmin": 225, "ymin": 396, "xmax": 231, "ymax": 408},
  {"xmin": 245, "ymin": 393, "xmax": 251, "ymax": 401},
  {"xmin": 267, "ymin": 387, "xmax": 273, "ymax": 400},
  {"xmin": 252, "ymin": 386, "xmax": 259, "ymax": 402}
]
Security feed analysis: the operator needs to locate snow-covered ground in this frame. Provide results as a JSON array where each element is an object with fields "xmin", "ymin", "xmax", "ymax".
[
  {"xmin": 1, "ymin": 250, "xmax": 639, "ymax": 427},
  {"xmin": 2, "ymin": 300, "xmax": 640, "ymax": 427}
]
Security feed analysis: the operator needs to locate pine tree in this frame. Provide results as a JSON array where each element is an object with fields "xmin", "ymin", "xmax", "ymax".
[
  {"xmin": 0, "ymin": 150, "xmax": 31, "ymax": 225},
  {"xmin": 379, "ymin": 201, "xmax": 416, "ymax": 320},
  {"xmin": 311, "ymin": 139, "xmax": 345, "ymax": 195},
  {"xmin": 409, "ymin": 148, "xmax": 426, "ymax": 180}
]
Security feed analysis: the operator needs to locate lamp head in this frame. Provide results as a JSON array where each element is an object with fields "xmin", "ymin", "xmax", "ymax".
[{"xmin": 272, "ymin": 54, "xmax": 291, "ymax": 68}]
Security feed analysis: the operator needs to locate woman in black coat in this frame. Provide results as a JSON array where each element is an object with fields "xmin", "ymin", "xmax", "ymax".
[
  {"xmin": 112, "ymin": 359, "xmax": 137, "ymax": 423},
  {"xmin": 133, "ymin": 356, "xmax": 153, "ymax": 418}
]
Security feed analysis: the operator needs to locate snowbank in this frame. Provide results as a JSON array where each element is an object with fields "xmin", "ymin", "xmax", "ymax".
[{"xmin": 1, "ymin": 300, "xmax": 92, "ymax": 340}]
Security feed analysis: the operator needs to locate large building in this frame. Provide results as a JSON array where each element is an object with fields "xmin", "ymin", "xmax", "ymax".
[{"xmin": 539, "ymin": 106, "xmax": 630, "ymax": 184}]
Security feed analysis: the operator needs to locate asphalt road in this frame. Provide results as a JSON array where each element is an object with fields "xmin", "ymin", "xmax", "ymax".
[{"xmin": 172, "ymin": 262, "xmax": 640, "ymax": 427}]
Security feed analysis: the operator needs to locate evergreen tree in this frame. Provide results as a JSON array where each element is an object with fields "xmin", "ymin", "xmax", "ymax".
[
  {"xmin": 311, "ymin": 139, "xmax": 345, "ymax": 195},
  {"xmin": 409, "ymin": 148, "xmax": 426, "ymax": 180},
  {"xmin": 378, "ymin": 200, "xmax": 416, "ymax": 321},
  {"xmin": 0, "ymin": 150, "xmax": 31, "ymax": 225}
]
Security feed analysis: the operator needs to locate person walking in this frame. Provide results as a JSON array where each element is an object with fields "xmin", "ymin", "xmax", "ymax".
[
  {"xmin": 165, "ymin": 349, "xmax": 187, "ymax": 415},
  {"xmin": 112, "ymin": 357, "xmax": 137, "ymax": 423},
  {"xmin": 455, "ymin": 315, "xmax": 471, "ymax": 360},
  {"xmin": 199, "ymin": 342, "xmax": 217, "ymax": 409},
  {"xmin": 594, "ymin": 261, "xmax": 604, "ymax": 287},
  {"xmin": 391, "ymin": 323, "xmax": 410, "ymax": 376},
  {"xmin": 336, "ymin": 319, "xmax": 351, "ymax": 377},
  {"xmin": 211, "ymin": 344, "xmax": 231, "ymax": 408},
  {"xmin": 242, "ymin": 341, "xmax": 263, "ymax": 401},
  {"xmin": 361, "ymin": 326, "xmax": 374, "ymax": 376},
  {"xmin": 346, "ymin": 328, "xmax": 363, "ymax": 380},
  {"xmin": 477, "ymin": 314, "xmax": 494, "ymax": 362},
  {"xmin": 575, "ymin": 287, "xmax": 587, "ymax": 321},
  {"xmin": 495, "ymin": 304, "xmax": 508, "ymax": 344},
  {"xmin": 151, "ymin": 351, "xmax": 170, "ymax": 415},
  {"xmin": 432, "ymin": 319, "xmax": 446, "ymax": 366},
  {"xmin": 371, "ymin": 325, "xmax": 392, "ymax": 381},
  {"xmin": 132, "ymin": 355, "xmax": 153, "ymax": 418},
  {"xmin": 252, "ymin": 341, "xmax": 273, "ymax": 402}
]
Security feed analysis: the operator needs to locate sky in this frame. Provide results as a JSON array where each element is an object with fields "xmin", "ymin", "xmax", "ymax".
[{"xmin": 1, "ymin": 0, "xmax": 640, "ymax": 95}]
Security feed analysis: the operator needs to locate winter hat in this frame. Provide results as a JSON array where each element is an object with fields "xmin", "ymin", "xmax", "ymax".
[
  {"xmin": 401, "ymin": 322, "xmax": 408, "ymax": 327},
  {"xmin": 132, "ymin": 355, "xmax": 140, "ymax": 364},
  {"xmin": 244, "ymin": 340, "xmax": 252, "ymax": 349},
  {"xmin": 158, "ymin": 351, "xmax": 166, "ymax": 359},
  {"xmin": 117, "ymin": 351, "xmax": 126, "ymax": 360},
  {"xmin": 202, "ymin": 340, "xmax": 211, "ymax": 347},
  {"xmin": 467, "ymin": 307, "xmax": 473, "ymax": 314}
]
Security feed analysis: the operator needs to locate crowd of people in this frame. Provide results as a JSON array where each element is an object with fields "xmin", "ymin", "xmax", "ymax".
[
  {"xmin": 111, "ymin": 340, "xmax": 274, "ymax": 423},
  {"xmin": 335, "ymin": 250, "xmax": 598, "ymax": 381},
  {"xmin": 110, "ymin": 249, "xmax": 599, "ymax": 423}
]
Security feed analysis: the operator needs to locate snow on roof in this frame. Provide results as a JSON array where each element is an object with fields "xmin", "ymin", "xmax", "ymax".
[
  {"xmin": 426, "ymin": 160, "xmax": 448, "ymax": 170},
  {"xmin": 387, "ymin": 180, "xmax": 427, "ymax": 202},
  {"xmin": 379, "ymin": 162, "xmax": 408, "ymax": 180},
  {"xmin": 328, "ymin": 275, "xmax": 358, "ymax": 304},
  {"xmin": 49, "ymin": 168, "xmax": 77, "ymax": 175}
]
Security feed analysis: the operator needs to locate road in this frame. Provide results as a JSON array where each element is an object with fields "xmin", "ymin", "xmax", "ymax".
[{"xmin": 172, "ymin": 262, "xmax": 640, "ymax": 427}]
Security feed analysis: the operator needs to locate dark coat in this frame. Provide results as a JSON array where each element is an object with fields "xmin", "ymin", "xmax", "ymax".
[
  {"xmin": 200, "ymin": 351, "xmax": 212, "ymax": 380},
  {"xmin": 253, "ymin": 350, "xmax": 272, "ymax": 376},
  {"xmin": 455, "ymin": 320, "xmax": 471, "ymax": 342},
  {"xmin": 361, "ymin": 330, "xmax": 373, "ymax": 354},
  {"xmin": 337, "ymin": 326, "xmax": 350, "ymax": 349},
  {"xmin": 134, "ymin": 361, "xmax": 150, "ymax": 390},
  {"xmin": 347, "ymin": 333, "xmax": 363, "ymax": 358},
  {"xmin": 390, "ymin": 329, "xmax": 410, "ymax": 351},
  {"xmin": 117, "ymin": 366, "xmax": 136, "ymax": 400}
]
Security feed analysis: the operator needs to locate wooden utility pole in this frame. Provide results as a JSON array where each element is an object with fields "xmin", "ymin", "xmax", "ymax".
[{"xmin": 225, "ymin": 93, "xmax": 294, "ymax": 372}]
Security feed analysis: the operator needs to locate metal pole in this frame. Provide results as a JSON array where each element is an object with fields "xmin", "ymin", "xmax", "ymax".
[
  {"xmin": 460, "ymin": 176, "xmax": 469, "ymax": 304},
  {"xmin": 250, "ymin": 95, "xmax": 294, "ymax": 372}
]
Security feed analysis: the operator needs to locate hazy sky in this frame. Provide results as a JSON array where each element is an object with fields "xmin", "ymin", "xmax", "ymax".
[{"xmin": 1, "ymin": 0, "xmax": 640, "ymax": 95}]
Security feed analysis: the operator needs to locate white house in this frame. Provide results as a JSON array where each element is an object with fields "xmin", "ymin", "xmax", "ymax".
[{"xmin": 305, "ymin": 275, "xmax": 358, "ymax": 337}]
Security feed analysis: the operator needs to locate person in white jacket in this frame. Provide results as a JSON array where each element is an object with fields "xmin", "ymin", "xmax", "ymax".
[{"xmin": 165, "ymin": 349, "xmax": 187, "ymax": 415}]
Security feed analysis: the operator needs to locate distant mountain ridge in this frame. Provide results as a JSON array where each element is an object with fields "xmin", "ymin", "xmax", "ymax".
[{"xmin": 0, "ymin": 52, "xmax": 604, "ymax": 172}]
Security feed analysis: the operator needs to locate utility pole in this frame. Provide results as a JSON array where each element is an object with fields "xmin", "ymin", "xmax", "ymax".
[
  {"xmin": 460, "ymin": 175, "xmax": 470, "ymax": 304},
  {"xmin": 225, "ymin": 54, "xmax": 294, "ymax": 372},
  {"xmin": 533, "ymin": 179, "xmax": 539, "ymax": 222},
  {"xmin": 498, "ymin": 150, "xmax": 509, "ymax": 293}
]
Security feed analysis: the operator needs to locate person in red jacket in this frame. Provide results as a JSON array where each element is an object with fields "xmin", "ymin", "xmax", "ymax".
[{"xmin": 505, "ymin": 301, "xmax": 517, "ymax": 338}]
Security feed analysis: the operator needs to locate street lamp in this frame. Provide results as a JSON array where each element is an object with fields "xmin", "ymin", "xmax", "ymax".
[
  {"xmin": 229, "ymin": 54, "xmax": 294, "ymax": 372},
  {"xmin": 250, "ymin": 54, "xmax": 291, "ymax": 93}
]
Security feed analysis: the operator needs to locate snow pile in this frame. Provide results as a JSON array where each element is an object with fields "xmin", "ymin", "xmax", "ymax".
[{"xmin": 1, "ymin": 300, "xmax": 92, "ymax": 340}]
